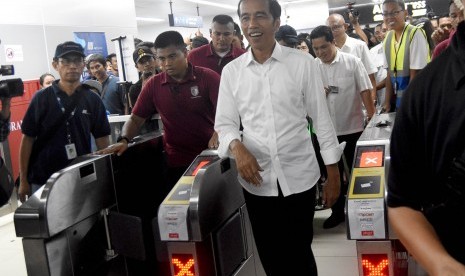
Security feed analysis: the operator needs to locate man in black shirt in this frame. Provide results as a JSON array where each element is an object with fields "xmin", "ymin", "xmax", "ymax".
[
  {"xmin": 387, "ymin": 20, "xmax": 465, "ymax": 274},
  {"xmin": 128, "ymin": 46, "xmax": 159, "ymax": 108}
]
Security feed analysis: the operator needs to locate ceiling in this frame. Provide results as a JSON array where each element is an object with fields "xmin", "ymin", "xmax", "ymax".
[{"xmin": 134, "ymin": 0, "xmax": 321, "ymax": 26}]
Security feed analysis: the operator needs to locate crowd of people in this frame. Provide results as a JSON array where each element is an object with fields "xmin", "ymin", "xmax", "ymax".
[{"xmin": 9, "ymin": 0, "xmax": 465, "ymax": 274}]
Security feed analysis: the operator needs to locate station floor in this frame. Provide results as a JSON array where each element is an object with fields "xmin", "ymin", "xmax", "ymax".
[{"xmin": 0, "ymin": 206, "xmax": 358, "ymax": 276}]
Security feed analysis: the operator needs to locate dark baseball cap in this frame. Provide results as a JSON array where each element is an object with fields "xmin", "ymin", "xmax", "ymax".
[
  {"xmin": 54, "ymin": 41, "xmax": 85, "ymax": 58},
  {"xmin": 133, "ymin": 46, "xmax": 154, "ymax": 64},
  {"xmin": 275, "ymin": 25, "xmax": 299, "ymax": 44}
]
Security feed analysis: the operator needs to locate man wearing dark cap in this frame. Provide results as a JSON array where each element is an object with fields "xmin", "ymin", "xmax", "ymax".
[
  {"xmin": 188, "ymin": 14, "xmax": 246, "ymax": 75},
  {"xmin": 101, "ymin": 31, "xmax": 220, "ymax": 192},
  {"xmin": 128, "ymin": 46, "xmax": 160, "ymax": 108},
  {"xmin": 18, "ymin": 41, "xmax": 111, "ymax": 202},
  {"xmin": 275, "ymin": 24, "xmax": 299, "ymax": 48}
]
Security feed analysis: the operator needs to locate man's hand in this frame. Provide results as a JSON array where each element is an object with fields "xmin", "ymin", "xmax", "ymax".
[
  {"xmin": 0, "ymin": 97, "xmax": 11, "ymax": 119},
  {"xmin": 323, "ymin": 164, "xmax": 340, "ymax": 207},
  {"xmin": 230, "ymin": 140, "xmax": 263, "ymax": 186},
  {"xmin": 96, "ymin": 141, "xmax": 129, "ymax": 156},
  {"xmin": 431, "ymin": 28, "xmax": 449, "ymax": 45},
  {"xmin": 18, "ymin": 178, "xmax": 30, "ymax": 203},
  {"xmin": 208, "ymin": 132, "xmax": 219, "ymax": 149}
]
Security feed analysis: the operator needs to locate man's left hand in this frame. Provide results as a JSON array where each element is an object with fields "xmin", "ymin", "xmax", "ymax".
[
  {"xmin": 208, "ymin": 131, "xmax": 219, "ymax": 149},
  {"xmin": 323, "ymin": 164, "xmax": 340, "ymax": 207}
]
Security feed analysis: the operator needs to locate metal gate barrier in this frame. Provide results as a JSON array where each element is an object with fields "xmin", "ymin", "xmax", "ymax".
[
  {"xmin": 154, "ymin": 150, "xmax": 263, "ymax": 276},
  {"xmin": 346, "ymin": 113, "xmax": 427, "ymax": 276}
]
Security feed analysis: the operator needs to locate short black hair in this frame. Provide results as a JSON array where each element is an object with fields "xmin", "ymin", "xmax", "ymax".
[
  {"xmin": 237, "ymin": 0, "xmax": 281, "ymax": 20},
  {"xmin": 234, "ymin": 22, "xmax": 242, "ymax": 36},
  {"xmin": 439, "ymin": 12, "xmax": 451, "ymax": 20},
  {"xmin": 212, "ymin": 14, "xmax": 235, "ymax": 25},
  {"xmin": 106, "ymin": 53, "xmax": 116, "ymax": 62},
  {"xmin": 375, "ymin": 23, "xmax": 383, "ymax": 28},
  {"xmin": 86, "ymin": 54, "xmax": 106, "ymax": 68},
  {"xmin": 309, "ymin": 25, "xmax": 334, "ymax": 43},
  {"xmin": 382, "ymin": 0, "xmax": 405, "ymax": 10},
  {"xmin": 39, "ymin": 73, "xmax": 55, "ymax": 86},
  {"xmin": 137, "ymin": 41, "xmax": 155, "ymax": 49},
  {"xmin": 154, "ymin": 31, "xmax": 186, "ymax": 50}
]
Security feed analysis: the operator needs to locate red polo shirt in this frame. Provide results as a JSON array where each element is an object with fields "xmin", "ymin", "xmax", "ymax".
[
  {"xmin": 132, "ymin": 64, "xmax": 220, "ymax": 167},
  {"xmin": 187, "ymin": 42, "xmax": 246, "ymax": 75}
]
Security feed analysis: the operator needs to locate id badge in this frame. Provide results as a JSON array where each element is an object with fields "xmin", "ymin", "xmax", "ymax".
[
  {"xmin": 65, "ymin": 143, "xmax": 77, "ymax": 160},
  {"xmin": 329, "ymin": 85, "xmax": 339, "ymax": 94}
]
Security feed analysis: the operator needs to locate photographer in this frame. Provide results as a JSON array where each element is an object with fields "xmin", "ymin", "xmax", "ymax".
[
  {"xmin": 0, "ymin": 97, "xmax": 11, "ymax": 142},
  {"xmin": 387, "ymin": 18, "xmax": 465, "ymax": 275}
]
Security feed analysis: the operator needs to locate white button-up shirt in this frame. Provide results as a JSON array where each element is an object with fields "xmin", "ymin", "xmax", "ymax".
[
  {"xmin": 340, "ymin": 34, "xmax": 377, "ymax": 75},
  {"xmin": 215, "ymin": 43, "xmax": 343, "ymax": 197},
  {"xmin": 370, "ymin": 43, "xmax": 387, "ymax": 107},
  {"xmin": 316, "ymin": 50, "xmax": 372, "ymax": 136}
]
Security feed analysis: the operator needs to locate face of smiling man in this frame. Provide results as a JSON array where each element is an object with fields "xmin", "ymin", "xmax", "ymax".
[{"xmin": 239, "ymin": 0, "xmax": 280, "ymax": 56}]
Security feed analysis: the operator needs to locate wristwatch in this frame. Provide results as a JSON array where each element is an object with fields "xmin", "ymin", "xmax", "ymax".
[{"xmin": 117, "ymin": 136, "xmax": 130, "ymax": 144}]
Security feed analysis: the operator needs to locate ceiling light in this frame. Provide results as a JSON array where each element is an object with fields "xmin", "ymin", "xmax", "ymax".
[
  {"xmin": 183, "ymin": 0, "xmax": 236, "ymax": 11},
  {"xmin": 136, "ymin": 17, "xmax": 165, "ymax": 22}
]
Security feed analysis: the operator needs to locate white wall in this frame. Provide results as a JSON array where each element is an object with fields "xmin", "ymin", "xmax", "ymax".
[
  {"xmin": 0, "ymin": 0, "xmax": 138, "ymax": 80},
  {"xmin": 137, "ymin": 1, "xmax": 329, "ymax": 44}
]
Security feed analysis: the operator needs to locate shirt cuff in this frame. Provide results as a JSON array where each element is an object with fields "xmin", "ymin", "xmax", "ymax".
[
  {"xmin": 320, "ymin": 142, "xmax": 346, "ymax": 165},
  {"xmin": 217, "ymin": 132, "xmax": 241, "ymax": 159}
]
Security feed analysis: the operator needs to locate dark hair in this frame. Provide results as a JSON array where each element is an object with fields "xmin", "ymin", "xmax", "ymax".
[
  {"xmin": 234, "ymin": 22, "xmax": 242, "ymax": 36},
  {"xmin": 154, "ymin": 31, "xmax": 186, "ymax": 50},
  {"xmin": 212, "ymin": 14, "xmax": 235, "ymax": 25},
  {"xmin": 382, "ymin": 0, "xmax": 405, "ymax": 10},
  {"xmin": 362, "ymin": 28, "xmax": 377, "ymax": 48},
  {"xmin": 309, "ymin": 25, "xmax": 334, "ymax": 43},
  {"xmin": 191, "ymin": 36, "xmax": 209, "ymax": 48},
  {"xmin": 134, "ymin": 37, "xmax": 143, "ymax": 47},
  {"xmin": 298, "ymin": 37, "xmax": 315, "ymax": 57},
  {"xmin": 86, "ymin": 54, "xmax": 106, "ymax": 68},
  {"xmin": 237, "ymin": 0, "xmax": 281, "ymax": 20},
  {"xmin": 106, "ymin": 53, "xmax": 116, "ymax": 62},
  {"xmin": 39, "ymin": 73, "xmax": 55, "ymax": 86},
  {"xmin": 375, "ymin": 23, "xmax": 383, "ymax": 28},
  {"xmin": 137, "ymin": 41, "xmax": 155, "ymax": 49},
  {"xmin": 438, "ymin": 12, "xmax": 451, "ymax": 20},
  {"xmin": 413, "ymin": 17, "xmax": 435, "ymax": 53}
]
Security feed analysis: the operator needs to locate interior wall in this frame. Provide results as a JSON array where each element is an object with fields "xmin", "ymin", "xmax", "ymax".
[
  {"xmin": 0, "ymin": 0, "xmax": 138, "ymax": 81},
  {"xmin": 137, "ymin": 1, "xmax": 329, "ymax": 45}
]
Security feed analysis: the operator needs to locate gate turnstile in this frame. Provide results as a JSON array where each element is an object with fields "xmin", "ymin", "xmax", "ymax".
[
  {"xmin": 14, "ymin": 132, "xmax": 166, "ymax": 276},
  {"xmin": 346, "ymin": 113, "xmax": 427, "ymax": 276},
  {"xmin": 155, "ymin": 150, "xmax": 262, "ymax": 276}
]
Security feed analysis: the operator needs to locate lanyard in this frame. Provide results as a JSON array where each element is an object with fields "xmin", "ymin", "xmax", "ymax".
[{"xmin": 56, "ymin": 96, "xmax": 76, "ymax": 144}]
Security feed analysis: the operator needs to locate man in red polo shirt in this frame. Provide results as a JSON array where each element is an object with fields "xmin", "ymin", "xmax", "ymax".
[
  {"xmin": 103, "ymin": 31, "xmax": 220, "ymax": 190},
  {"xmin": 187, "ymin": 14, "xmax": 246, "ymax": 75}
]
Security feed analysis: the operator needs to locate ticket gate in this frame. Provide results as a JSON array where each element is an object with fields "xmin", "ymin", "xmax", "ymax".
[
  {"xmin": 155, "ymin": 150, "xmax": 263, "ymax": 276},
  {"xmin": 14, "ymin": 132, "xmax": 167, "ymax": 276},
  {"xmin": 346, "ymin": 113, "xmax": 426, "ymax": 276}
]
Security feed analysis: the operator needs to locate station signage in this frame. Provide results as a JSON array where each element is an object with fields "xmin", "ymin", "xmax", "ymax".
[{"xmin": 168, "ymin": 14, "xmax": 203, "ymax": 28}]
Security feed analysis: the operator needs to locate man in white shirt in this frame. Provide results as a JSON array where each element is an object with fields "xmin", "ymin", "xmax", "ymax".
[
  {"xmin": 371, "ymin": 23, "xmax": 388, "ymax": 108},
  {"xmin": 327, "ymin": 13, "xmax": 378, "ymax": 105},
  {"xmin": 215, "ymin": 0, "xmax": 343, "ymax": 275},
  {"xmin": 310, "ymin": 25, "xmax": 376, "ymax": 229}
]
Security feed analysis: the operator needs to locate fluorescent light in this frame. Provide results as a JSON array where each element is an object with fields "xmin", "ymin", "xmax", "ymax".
[
  {"xmin": 183, "ymin": 0, "xmax": 237, "ymax": 11},
  {"xmin": 136, "ymin": 17, "xmax": 165, "ymax": 22}
]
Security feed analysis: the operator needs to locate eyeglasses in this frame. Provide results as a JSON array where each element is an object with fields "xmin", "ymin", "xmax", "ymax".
[
  {"xmin": 330, "ymin": 24, "xmax": 344, "ymax": 31},
  {"xmin": 59, "ymin": 57, "xmax": 84, "ymax": 66},
  {"xmin": 382, "ymin": 10, "xmax": 404, "ymax": 18}
]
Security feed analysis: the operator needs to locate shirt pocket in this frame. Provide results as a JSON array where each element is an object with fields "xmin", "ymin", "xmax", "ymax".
[{"xmin": 336, "ymin": 77, "xmax": 353, "ymax": 92}]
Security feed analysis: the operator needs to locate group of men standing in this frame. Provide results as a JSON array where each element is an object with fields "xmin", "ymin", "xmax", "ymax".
[{"xmin": 16, "ymin": 0, "xmax": 465, "ymax": 275}]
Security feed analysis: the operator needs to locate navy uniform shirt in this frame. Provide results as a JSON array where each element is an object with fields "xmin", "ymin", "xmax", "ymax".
[{"xmin": 21, "ymin": 80, "xmax": 110, "ymax": 184}]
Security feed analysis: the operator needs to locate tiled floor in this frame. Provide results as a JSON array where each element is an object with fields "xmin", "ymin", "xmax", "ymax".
[{"xmin": 0, "ymin": 207, "xmax": 358, "ymax": 276}]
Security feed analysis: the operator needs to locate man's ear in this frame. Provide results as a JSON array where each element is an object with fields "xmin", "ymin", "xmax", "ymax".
[{"xmin": 52, "ymin": 60, "xmax": 59, "ymax": 70}]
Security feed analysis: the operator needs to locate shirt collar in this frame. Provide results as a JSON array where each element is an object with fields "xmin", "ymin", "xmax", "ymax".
[
  {"xmin": 245, "ymin": 41, "xmax": 283, "ymax": 66},
  {"xmin": 161, "ymin": 63, "xmax": 196, "ymax": 85},
  {"xmin": 208, "ymin": 42, "xmax": 233, "ymax": 58}
]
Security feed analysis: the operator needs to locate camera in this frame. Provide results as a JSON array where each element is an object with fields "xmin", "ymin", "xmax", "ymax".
[
  {"xmin": 0, "ymin": 65, "xmax": 24, "ymax": 98},
  {"xmin": 347, "ymin": 1, "xmax": 360, "ymax": 18}
]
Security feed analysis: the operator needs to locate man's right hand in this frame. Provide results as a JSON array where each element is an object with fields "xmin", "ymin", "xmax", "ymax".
[
  {"xmin": 431, "ymin": 28, "xmax": 449, "ymax": 45},
  {"xmin": 96, "ymin": 141, "xmax": 129, "ymax": 156},
  {"xmin": 18, "ymin": 179, "xmax": 30, "ymax": 203},
  {"xmin": 229, "ymin": 140, "xmax": 263, "ymax": 186}
]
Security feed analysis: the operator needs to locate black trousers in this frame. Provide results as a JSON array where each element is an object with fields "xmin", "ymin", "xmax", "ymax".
[
  {"xmin": 244, "ymin": 185, "xmax": 317, "ymax": 276},
  {"xmin": 331, "ymin": 131, "xmax": 363, "ymax": 216}
]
